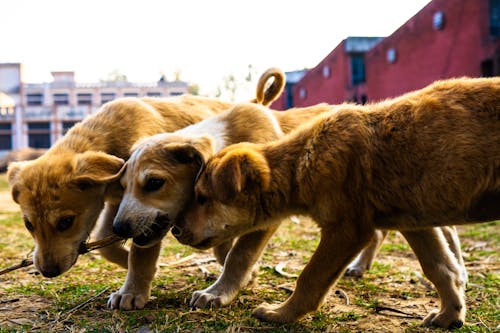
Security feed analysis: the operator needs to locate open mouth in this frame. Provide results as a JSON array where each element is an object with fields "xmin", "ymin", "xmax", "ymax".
[{"xmin": 133, "ymin": 213, "xmax": 171, "ymax": 247}]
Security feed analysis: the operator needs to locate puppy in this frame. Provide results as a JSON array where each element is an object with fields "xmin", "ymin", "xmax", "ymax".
[
  {"xmin": 6, "ymin": 93, "xmax": 247, "ymax": 310},
  {"xmin": 111, "ymin": 81, "xmax": 335, "ymax": 309},
  {"xmin": 174, "ymin": 77, "xmax": 500, "ymax": 328}
]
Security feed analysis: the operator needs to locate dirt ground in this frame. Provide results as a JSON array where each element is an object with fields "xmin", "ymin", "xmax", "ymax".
[{"xmin": 0, "ymin": 181, "xmax": 498, "ymax": 332}]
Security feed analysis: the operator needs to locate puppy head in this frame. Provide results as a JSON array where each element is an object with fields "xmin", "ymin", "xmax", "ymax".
[
  {"xmin": 114, "ymin": 134, "xmax": 214, "ymax": 247},
  {"xmin": 173, "ymin": 144, "xmax": 270, "ymax": 249},
  {"xmin": 8, "ymin": 151, "xmax": 124, "ymax": 277}
]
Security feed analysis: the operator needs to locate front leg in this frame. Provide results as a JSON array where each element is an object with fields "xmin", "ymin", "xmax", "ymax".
[
  {"xmin": 253, "ymin": 226, "xmax": 371, "ymax": 323},
  {"xmin": 401, "ymin": 228, "xmax": 466, "ymax": 329},
  {"xmin": 191, "ymin": 226, "xmax": 279, "ymax": 309},
  {"xmin": 108, "ymin": 242, "xmax": 161, "ymax": 310},
  {"xmin": 344, "ymin": 229, "xmax": 387, "ymax": 277},
  {"xmin": 95, "ymin": 203, "xmax": 129, "ymax": 268}
]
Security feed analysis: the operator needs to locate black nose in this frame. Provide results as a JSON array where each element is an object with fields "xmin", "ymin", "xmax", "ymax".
[
  {"xmin": 171, "ymin": 226, "xmax": 182, "ymax": 237},
  {"xmin": 113, "ymin": 221, "xmax": 134, "ymax": 238},
  {"xmin": 40, "ymin": 265, "xmax": 61, "ymax": 278}
]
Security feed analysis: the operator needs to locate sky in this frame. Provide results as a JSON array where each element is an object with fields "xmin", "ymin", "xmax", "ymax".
[{"xmin": 1, "ymin": 0, "xmax": 431, "ymax": 96}]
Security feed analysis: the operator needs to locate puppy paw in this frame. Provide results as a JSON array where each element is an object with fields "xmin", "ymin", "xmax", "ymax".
[
  {"xmin": 107, "ymin": 291, "xmax": 149, "ymax": 310},
  {"xmin": 343, "ymin": 265, "xmax": 366, "ymax": 278},
  {"xmin": 190, "ymin": 289, "xmax": 232, "ymax": 309},
  {"xmin": 252, "ymin": 302, "xmax": 297, "ymax": 323},
  {"xmin": 422, "ymin": 309, "xmax": 464, "ymax": 329}
]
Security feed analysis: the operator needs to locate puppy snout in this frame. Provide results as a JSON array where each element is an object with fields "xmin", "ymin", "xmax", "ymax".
[
  {"xmin": 113, "ymin": 220, "xmax": 134, "ymax": 238},
  {"xmin": 39, "ymin": 265, "xmax": 61, "ymax": 278}
]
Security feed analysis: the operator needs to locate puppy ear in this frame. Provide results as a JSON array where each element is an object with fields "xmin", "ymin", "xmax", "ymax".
[
  {"xmin": 7, "ymin": 161, "xmax": 26, "ymax": 203},
  {"xmin": 71, "ymin": 151, "xmax": 125, "ymax": 189},
  {"xmin": 212, "ymin": 148, "xmax": 270, "ymax": 203},
  {"xmin": 167, "ymin": 137, "xmax": 215, "ymax": 179},
  {"xmin": 252, "ymin": 67, "xmax": 286, "ymax": 106}
]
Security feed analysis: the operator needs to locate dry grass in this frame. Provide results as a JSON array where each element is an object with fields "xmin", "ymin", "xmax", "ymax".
[{"xmin": 0, "ymin": 174, "xmax": 498, "ymax": 332}]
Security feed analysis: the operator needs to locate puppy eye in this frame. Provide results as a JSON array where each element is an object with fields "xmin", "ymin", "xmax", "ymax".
[
  {"xmin": 197, "ymin": 194, "xmax": 207, "ymax": 205},
  {"xmin": 144, "ymin": 178, "xmax": 165, "ymax": 192},
  {"xmin": 23, "ymin": 216, "xmax": 34, "ymax": 232},
  {"xmin": 57, "ymin": 216, "xmax": 75, "ymax": 232}
]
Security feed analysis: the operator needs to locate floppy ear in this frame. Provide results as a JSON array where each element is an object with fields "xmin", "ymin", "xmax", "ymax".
[
  {"xmin": 252, "ymin": 67, "xmax": 286, "ymax": 106},
  {"xmin": 7, "ymin": 161, "xmax": 26, "ymax": 203},
  {"xmin": 212, "ymin": 148, "xmax": 270, "ymax": 203},
  {"xmin": 167, "ymin": 136, "xmax": 214, "ymax": 175},
  {"xmin": 71, "ymin": 151, "xmax": 125, "ymax": 189}
]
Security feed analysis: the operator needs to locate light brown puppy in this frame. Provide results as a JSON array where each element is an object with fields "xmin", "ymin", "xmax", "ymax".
[
  {"xmin": 175, "ymin": 77, "xmax": 500, "ymax": 328},
  {"xmin": 110, "ymin": 70, "xmax": 335, "ymax": 309},
  {"xmin": 6, "ymin": 95, "xmax": 232, "ymax": 303},
  {"xmin": 6, "ymin": 68, "xmax": 287, "ymax": 311}
]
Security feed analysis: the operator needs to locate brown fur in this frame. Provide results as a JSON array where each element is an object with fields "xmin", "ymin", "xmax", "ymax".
[
  {"xmin": 5, "ymin": 68, "xmax": 287, "ymax": 310},
  {"xmin": 7, "ymin": 95, "xmax": 233, "ymax": 279},
  {"xmin": 110, "ymin": 95, "xmax": 331, "ymax": 309},
  {"xmin": 175, "ymin": 77, "xmax": 500, "ymax": 328}
]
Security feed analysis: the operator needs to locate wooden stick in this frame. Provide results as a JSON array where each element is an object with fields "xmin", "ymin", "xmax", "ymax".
[{"xmin": 0, "ymin": 235, "xmax": 124, "ymax": 276}]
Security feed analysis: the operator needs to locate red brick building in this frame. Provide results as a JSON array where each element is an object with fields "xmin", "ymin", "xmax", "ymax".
[{"xmin": 274, "ymin": 0, "xmax": 500, "ymax": 109}]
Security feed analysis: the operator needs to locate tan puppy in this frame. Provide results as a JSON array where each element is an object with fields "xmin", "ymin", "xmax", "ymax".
[
  {"xmin": 6, "ymin": 68, "xmax": 287, "ymax": 310},
  {"xmin": 6, "ymin": 96, "xmax": 233, "ymax": 309},
  {"xmin": 175, "ymin": 77, "xmax": 500, "ymax": 328},
  {"xmin": 110, "ymin": 75, "xmax": 334, "ymax": 309}
]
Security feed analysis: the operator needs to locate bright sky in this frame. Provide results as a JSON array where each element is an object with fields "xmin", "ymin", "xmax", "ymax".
[{"xmin": 2, "ymin": 0, "xmax": 431, "ymax": 96}]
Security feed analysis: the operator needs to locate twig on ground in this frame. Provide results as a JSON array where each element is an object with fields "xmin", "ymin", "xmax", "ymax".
[
  {"xmin": 375, "ymin": 305, "xmax": 423, "ymax": 319},
  {"xmin": 0, "ymin": 298, "xmax": 20, "ymax": 304},
  {"xmin": 0, "ymin": 259, "xmax": 33, "ymax": 275},
  {"xmin": 275, "ymin": 261, "xmax": 298, "ymax": 278},
  {"xmin": 0, "ymin": 235, "xmax": 123, "ymax": 276},
  {"xmin": 158, "ymin": 253, "xmax": 198, "ymax": 267},
  {"xmin": 46, "ymin": 287, "xmax": 110, "ymax": 330},
  {"xmin": 335, "ymin": 289, "xmax": 350, "ymax": 305}
]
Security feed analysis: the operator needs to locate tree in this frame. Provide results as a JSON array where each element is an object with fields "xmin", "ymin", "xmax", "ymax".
[
  {"xmin": 100, "ymin": 69, "xmax": 128, "ymax": 83},
  {"xmin": 215, "ymin": 64, "xmax": 258, "ymax": 101}
]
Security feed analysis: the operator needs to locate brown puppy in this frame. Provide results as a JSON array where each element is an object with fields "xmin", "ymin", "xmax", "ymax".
[
  {"xmin": 6, "ymin": 95, "xmax": 236, "ymax": 312},
  {"xmin": 175, "ymin": 77, "xmax": 500, "ymax": 328},
  {"xmin": 6, "ymin": 68, "xmax": 287, "ymax": 310},
  {"xmin": 110, "ymin": 70, "xmax": 335, "ymax": 309}
]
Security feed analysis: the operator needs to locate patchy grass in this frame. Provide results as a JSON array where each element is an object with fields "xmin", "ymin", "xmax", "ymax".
[{"xmin": 0, "ymin": 174, "xmax": 498, "ymax": 332}]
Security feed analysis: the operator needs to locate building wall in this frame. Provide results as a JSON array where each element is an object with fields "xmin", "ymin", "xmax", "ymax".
[
  {"xmin": 287, "ymin": 0, "xmax": 500, "ymax": 108},
  {"xmin": 291, "ymin": 41, "xmax": 351, "ymax": 108},
  {"xmin": 365, "ymin": 0, "xmax": 500, "ymax": 101},
  {"xmin": 0, "ymin": 65, "xmax": 189, "ymax": 153}
]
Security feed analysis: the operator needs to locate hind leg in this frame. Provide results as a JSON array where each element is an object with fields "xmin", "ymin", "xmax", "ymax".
[
  {"xmin": 440, "ymin": 226, "xmax": 468, "ymax": 286},
  {"xmin": 401, "ymin": 228, "xmax": 466, "ymax": 329},
  {"xmin": 94, "ymin": 203, "xmax": 128, "ymax": 268},
  {"xmin": 344, "ymin": 229, "xmax": 387, "ymax": 277}
]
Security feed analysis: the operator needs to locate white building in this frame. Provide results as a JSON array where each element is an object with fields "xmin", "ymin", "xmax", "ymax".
[{"xmin": 0, "ymin": 63, "xmax": 189, "ymax": 154}]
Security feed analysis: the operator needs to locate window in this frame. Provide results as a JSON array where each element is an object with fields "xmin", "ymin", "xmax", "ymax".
[
  {"xmin": 322, "ymin": 66, "xmax": 331, "ymax": 78},
  {"xmin": 387, "ymin": 48, "xmax": 397, "ymax": 63},
  {"xmin": 77, "ymin": 93, "xmax": 93, "ymax": 105},
  {"xmin": 169, "ymin": 92, "xmax": 184, "ymax": 96},
  {"xmin": 62, "ymin": 121, "xmax": 77, "ymax": 135},
  {"xmin": 124, "ymin": 92, "xmax": 139, "ymax": 97},
  {"xmin": 101, "ymin": 93, "xmax": 116, "ymax": 104},
  {"xmin": 491, "ymin": 0, "xmax": 500, "ymax": 36},
  {"xmin": 433, "ymin": 11, "xmax": 445, "ymax": 30},
  {"xmin": 0, "ymin": 134, "xmax": 12, "ymax": 150},
  {"xmin": 53, "ymin": 93, "xmax": 69, "ymax": 105},
  {"xmin": 0, "ymin": 122, "xmax": 12, "ymax": 150},
  {"xmin": 299, "ymin": 87, "xmax": 307, "ymax": 99},
  {"xmin": 146, "ymin": 92, "xmax": 161, "ymax": 97},
  {"xmin": 350, "ymin": 54, "xmax": 366, "ymax": 85},
  {"xmin": 27, "ymin": 93, "xmax": 43, "ymax": 106},
  {"xmin": 28, "ymin": 122, "xmax": 51, "ymax": 148}
]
